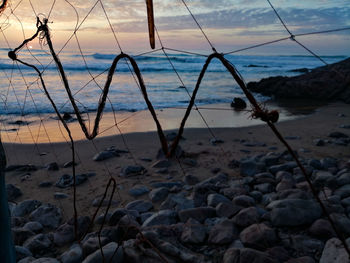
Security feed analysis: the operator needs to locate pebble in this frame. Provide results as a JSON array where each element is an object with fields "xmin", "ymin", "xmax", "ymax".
[
  {"xmin": 208, "ymin": 219, "xmax": 238, "ymax": 245},
  {"xmin": 142, "ymin": 209, "xmax": 177, "ymax": 227},
  {"xmin": 149, "ymin": 187, "xmax": 169, "ymax": 203},
  {"xmin": 128, "ymin": 185, "xmax": 150, "ymax": 197},
  {"xmin": 125, "ymin": 200, "xmax": 153, "ymax": 213},
  {"xmin": 120, "ymin": 165, "xmax": 146, "ymax": 177},
  {"xmin": 29, "ymin": 203, "xmax": 62, "ymax": 229}
]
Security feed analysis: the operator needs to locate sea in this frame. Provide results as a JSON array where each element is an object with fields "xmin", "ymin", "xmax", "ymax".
[{"xmin": 0, "ymin": 48, "xmax": 347, "ymax": 116}]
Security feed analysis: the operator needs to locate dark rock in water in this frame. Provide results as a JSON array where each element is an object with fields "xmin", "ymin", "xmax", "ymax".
[
  {"xmin": 8, "ymin": 120, "xmax": 31, "ymax": 126},
  {"xmin": 247, "ymin": 57, "xmax": 350, "ymax": 103},
  {"xmin": 29, "ymin": 204, "xmax": 62, "ymax": 229},
  {"xmin": 231, "ymin": 97, "xmax": 247, "ymax": 110},
  {"xmin": 62, "ymin": 112, "xmax": 72, "ymax": 121},
  {"xmin": 6, "ymin": 184, "xmax": 22, "ymax": 201},
  {"xmin": 329, "ymin": 131, "xmax": 349, "ymax": 138}
]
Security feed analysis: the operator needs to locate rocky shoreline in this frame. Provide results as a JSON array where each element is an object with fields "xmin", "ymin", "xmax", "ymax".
[
  {"xmin": 7, "ymin": 140, "xmax": 350, "ymax": 262},
  {"xmin": 247, "ymin": 58, "xmax": 350, "ymax": 103}
]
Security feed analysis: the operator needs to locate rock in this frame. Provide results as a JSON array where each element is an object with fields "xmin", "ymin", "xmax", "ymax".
[
  {"xmin": 23, "ymin": 222, "xmax": 43, "ymax": 234},
  {"xmin": 12, "ymin": 228, "xmax": 35, "ymax": 245},
  {"xmin": 108, "ymin": 209, "xmax": 139, "ymax": 226},
  {"xmin": 120, "ymin": 165, "xmax": 146, "ymax": 177},
  {"xmin": 330, "ymin": 213, "xmax": 350, "ymax": 236},
  {"xmin": 216, "ymin": 202, "xmax": 241, "ymax": 218},
  {"xmin": 184, "ymin": 174, "xmax": 200, "ymax": 185},
  {"xmin": 179, "ymin": 207, "xmax": 216, "ymax": 223},
  {"xmin": 267, "ymin": 199, "xmax": 322, "ymax": 227},
  {"xmin": 63, "ymin": 161, "xmax": 76, "ymax": 168},
  {"xmin": 240, "ymin": 223, "xmax": 278, "ymax": 249},
  {"xmin": 38, "ymin": 181, "xmax": 53, "ymax": 188},
  {"xmin": 231, "ymin": 97, "xmax": 247, "ymax": 109},
  {"xmin": 233, "ymin": 207, "xmax": 260, "ymax": 227},
  {"xmin": 308, "ymin": 159, "xmax": 323, "ymax": 170},
  {"xmin": 82, "ymin": 242, "xmax": 123, "ymax": 263},
  {"xmin": 93, "ymin": 150, "xmax": 118, "ymax": 161},
  {"xmin": 309, "ymin": 219, "xmax": 336, "ymax": 240},
  {"xmin": 314, "ymin": 139, "xmax": 326, "ymax": 146},
  {"xmin": 18, "ymin": 257, "xmax": 35, "ymax": 263},
  {"xmin": 321, "ymin": 157, "xmax": 338, "ymax": 169},
  {"xmin": 208, "ymin": 219, "xmax": 238, "ymax": 245},
  {"xmin": 128, "ymin": 185, "xmax": 150, "ymax": 197},
  {"xmin": 269, "ymin": 162, "xmax": 297, "ymax": 174},
  {"xmin": 142, "ymin": 209, "xmax": 177, "ymax": 227},
  {"xmin": 254, "ymin": 183, "xmax": 274, "ymax": 194},
  {"xmin": 320, "ymin": 238, "xmax": 350, "ymax": 263},
  {"xmin": 180, "ymin": 218, "xmax": 206, "ymax": 244},
  {"xmin": 23, "ymin": 234, "xmax": 52, "ymax": 256},
  {"xmin": 207, "ymin": 193, "xmax": 231, "ymax": 207},
  {"xmin": 160, "ymin": 193, "xmax": 194, "ymax": 211},
  {"xmin": 337, "ymin": 173, "xmax": 350, "ymax": 186},
  {"xmin": 55, "ymin": 173, "xmax": 88, "ymax": 188},
  {"xmin": 91, "ymin": 196, "xmax": 118, "ymax": 207},
  {"xmin": 6, "ymin": 184, "xmax": 22, "ymax": 201},
  {"xmin": 329, "ymin": 131, "xmax": 349, "ymax": 138},
  {"xmin": 31, "ymin": 258, "xmax": 60, "ymax": 263},
  {"xmin": 46, "ymin": 162, "xmax": 59, "ymax": 171},
  {"xmin": 15, "ymin": 246, "xmax": 33, "ymax": 261},
  {"xmin": 210, "ymin": 138, "xmax": 224, "ymax": 145},
  {"xmin": 233, "ymin": 195, "xmax": 256, "ymax": 207},
  {"xmin": 152, "ymin": 159, "xmax": 171, "ymax": 168},
  {"xmin": 53, "ymin": 223, "xmax": 74, "ymax": 247},
  {"xmin": 6, "ymin": 164, "xmax": 37, "ymax": 172},
  {"xmin": 82, "ymin": 236, "xmax": 109, "ymax": 256},
  {"xmin": 334, "ymin": 184, "xmax": 350, "ymax": 199},
  {"xmin": 247, "ymin": 58, "xmax": 350, "ymax": 103},
  {"xmin": 283, "ymin": 235, "xmax": 324, "ymax": 259},
  {"xmin": 223, "ymin": 247, "xmax": 278, "ymax": 263},
  {"xmin": 267, "ymin": 246, "xmax": 290, "ymax": 262},
  {"xmin": 13, "ymin": 200, "xmax": 42, "ymax": 217},
  {"xmin": 60, "ymin": 243, "xmax": 83, "ymax": 263},
  {"xmin": 149, "ymin": 187, "xmax": 169, "ymax": 203},
  {"xmin": 29, "ymin": 204, "xmax": 62, "ymax": 229},
  {"xmin": 54, "ymin": 192, "xmax": 69, "ymax": 199},
  {"xmin": 126, "ymin": 200, "xmax": 153, "ymax": 213},
  {"xmin": 240, "ymin": 160, "xmax": 260, "ymax": 177}
]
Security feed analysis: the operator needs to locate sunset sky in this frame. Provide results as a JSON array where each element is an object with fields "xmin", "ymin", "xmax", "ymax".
[{"xmin": 1, "ymin": 0, "xmax": 349, "ymax": 55}]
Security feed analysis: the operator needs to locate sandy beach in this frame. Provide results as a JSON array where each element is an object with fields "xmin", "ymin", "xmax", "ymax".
[{"xmin": 4, "ymin": 101, "xmax": 350, "ymax": 221}]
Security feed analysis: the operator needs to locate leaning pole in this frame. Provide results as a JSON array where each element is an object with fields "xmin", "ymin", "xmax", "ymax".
[{"xmin": 0, "ymin": 136, "xmax": 16, "ymax": 262}]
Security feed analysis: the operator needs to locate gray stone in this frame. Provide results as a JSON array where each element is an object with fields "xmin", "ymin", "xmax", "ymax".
[
  {"xmin": 321, "ymin": 157, "xmax": 338, "ymax": 169},
  {"xmin": 17, "ymin": 257, "xmax": 35, "ymax": 263},
  {"xmin": 23, "ymin": 234, "xmax": 52, "ymax": 256},
  {"xmin": 12, "ymin": 228, "xmax": 35, "ymax": 245},
  {"xmin": 341, "ymin": 196, "xmax": 350, "ymax": 207},
  {"xmin": 142, "ymin": 209, "xmax": 177, "ymax": 227},
  {"xmin": 6, "ymin": 184, "xmax": 22, "ymax": 201},
  {"xmin": 120, "ymin": 165, "xmax": 146, "ymax": 177},
  {"xmin": 82, "ymin": 236, "xmax": 109, "ymax": 256},
  {"xmin": 314, "ymin": 139, "xmax": 326, "ymax": 146},
  {"xmin": 254, "ymin": 183, "xmax": 274, "ymax": 194},
  {"xmin": 126, "ymin": 200, "xmax": 153, "ymax": 213},
  {"xmin": 109, "ymin": 208, "xmax": 139, "ymax": 226},
  {"xmin": 82, "ymin": 242, "xmax": 123, "ymax": 263},
  {"xmin": 15, "ymin": 246, "xmax": 32, "ymax": 261},
  {"xmin": 93, "ymin": 150, "xmax": 118, "ymax": 161},
  {"xmin": 23, "ymin": 221, "xmax": 43, "ymax": 234},
  {"xmin": 320, "ymin": 238, "xmax": 350, "ymax": 263},
  {"xmin": 308, "ymin": 159, "xmax": 323, "ymax": 170},
  {"xmin": 13, "ymin": 200, "xmax": 42, "ymax": 217},
  {"xmin": 207, "ymin": 193, "xmax": 231, "ymax": 207},
  {"xmin": 151, "ymin": 181, "xmax": 183, "ymax": 189},
  {"xmin": 309, "ymin": 219, "xmax": 336, "ymax": 240},
  {"xmin": 334, "ymin": 184, "xmax": 350, "ymax": 199},
  {"xmin": 267, "ymin": 199, "xmax": 322, "ymax": 227},
  {"xmin": 38, "ymin": 181, "xmax": 53, "ymax": 188},
  {"xmin": 223, "ymin": 248, "xmax": 278, "ymax": 263},
  {"xmin": 46, "ymin": 162, "xmax": 59, "ymax": 171},
  {"xmin": 240, "ymin": 223, "xmax": 278, "ymax": 249},
  {"xmin": 216, "ymin": 202, "xmax": 241, "ymax": 218},
  {"xmin": 233, "ymin": 195, "xmax": 255, "ymax": 207},
  {"xmin": 60, "ymin": 243, "xmax": 83, "ymax": 263},
  {"xmin": 128, "ymin": 185, "xmax": 150, "ymax": 197},
  {"xmin": 160, "ymin": 193, "xmax": 194, "ymax": 211},
  {"xmin": 337, "ymin": 173, "xmax": 350, "ymax": 186},
  {"xmin": 29, "ymin": 204, "xmax": 62, "ymax": 229},
  {"xmin": 284, "ymin": 235, "xmax": 324, "ymax": 259},
  {"xmin": 53, "ymin": 223, "xmax": 74, "ymax": 247},
  {"xmin": 184, "ymin": 174, "xmax": 200, "ymax": 185},
  {"xmin": 269, "ymin": 162, "xmax": 297, "ymax": 174},
  {"xmin": 233, "ymin": 207, "xmax": 260, "ymax": 227},
  {"xmin": 181, "ymin": 218, "xmax": 206, "ymax": 244},
  {"xmin": 330, "ymin": 213, "xmax": 350, "ymax": 236},
  {"xmin": 149, "ymin": 187, "xmax": 169, "ymax": 203},
  {"xmin": 240, "ymin": 160, "xmax": 259, "ymax": 177},
  {"xmin": 55, "ymin": 173, "xmax": 89, "ymax": 188},
  {"xmin": 54, "ymin": 192, "xmax": 69, "ymax": 199},
  {"xmin": 276, "ymin": 178, "xmax": 295, "ymax": 191},
  {"xmin": 208, "ymin": 219, "xmax": 238, "ymax": 245},
  {"xmin": 179, "ymin": 207, "xmax": 216, "ymax": 223}
]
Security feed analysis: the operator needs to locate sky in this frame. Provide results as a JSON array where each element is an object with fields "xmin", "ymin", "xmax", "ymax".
[{"xmin": 0, "ymin": 0, "xmax": 349, "ymax": 55}]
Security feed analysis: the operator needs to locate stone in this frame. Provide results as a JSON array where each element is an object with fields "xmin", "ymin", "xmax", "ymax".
[
  {"xmin": 179, "ymin": 207, "xmax": 216, "ymax": 223},
  {"xmin": 267, "ymin": 246, "xmax": 290, "ymax": 262},
  {"xmin": 108, "ymin": 208, "xmax": 139, "ymax": 226},
  {"xmin": 184, "ymin": 174, "xmax": 200, "ymax": 185},
  {"xmin": 223, "ymin": 248, "xmax": 278, "ymax": 263},
  {"xmin": 23, "ymin": 234, "xmax": 52, "ymax": 256},
  {"xmin": 337, "ymin": 173, "xmax": 350, "ymax": 186},
  {"xmin": 128, "ymin": 185, "xmax": 149, "ymax": 197},
  {"xmin": 63, "ymin": 161, "xmax": 76, "ymax": 168},
  {"xmin": 216, "ymin": 202, "xmax": 241, "ymax": 218},
  {"xmin": 46, "ymin": 162, "xmax": 59, "ymax": 171},
  {"xmin": 207, "ymin": 193, "xmax": 231, "ymax": 207},
  {"xmin": 233, "ymin": 207, "xmax": 260, "ymax": 227},
  {"xmin": 208, "ymin": 219, "xmax": 238, "ymax": 245},
  {"xmin": 93, "ymin": 150, "xmax": 118, "ymax": 161},
  {"xmin": 314, "ymin": 139, "xmax": 326, "ymax": 146},
  {"xmin": 329, "ymin": 131, "xmax": 349, "ymax": 138},
  {"xmin": 267, "ymin": 199, "xmax": 322, "ymax": 227},
  {"xmin": 54, "ymin": 192, "xmax": 69, "ymax": 199},
  {"xmin": 283, "ymin": 235, "xmax": 324, "ymax": 258},
  {"xmin": 82, "ymin": 236, "xmax": 109, "ymax": 256},
  {"xmin": 320, "ymin": 238, "xmax": 350, "ymax": 263},
  {"xmin": 120, "ymin": 165, "xmax": 146, "ymax": 177},
  {"xmin": 240, "ymin": 160, "xmax": 260, "ymax": 177},
  {"xmin": 309, "ymin": 219, "xmax": 336, "ymax": 240},
  {"xmin": 23, "ymin": 222, "xmax": 43, "ymax": 234},
  {"xmin": 149, "ymin": 187, "xmax": 169, "ymax": 203},
  {"xmin": 6, "ymin": 184, "xmax": 22, "ymax": 201},
  {"xmin": 151, "ymin": 181, "xmax": 183, "ymax": 189},
  {"xmin": 160, "ymin": 193, "xmax": 194, "ymax": 211},
  {"xmin": 269, "ymin": 162, "xmax": 297, "ymax": 174},
  {"xmin": 330, "ymin": 213, "xmax": 350, "ymax": 236},
  {"xmin": 240, "ymin": 223, "xmax": 278, "ymax": 249},
  {"xmin": 82, "ymin": 242, "xmax": 123, "ymax": 263},
  {"xmin": 254, "ymin": 183, "xmax": 274, "ymax": 194},
  {"xmin": 38, "ymin": 181, "xmax": 53, "ymax": 188},
  {"xmin": 15, "ymin": 246, "xmax": 33, "ymax": 261},
  {"xmin": 13, "ymin": 200, "xmax": 42, "ymax": 217},
  {"xmin": 233, "ymin": 195, "xmax": 255, "ymax": 207},
  {"xmin": 231, "ymin": 97, "xmax": 247, "ymax": 109},
  {"xmin": 308, "ymin": 159, "xmax": 323, "ymax": 170},
  {"xmin": 142, "ymin": 209, "xmax": 177, "ymax": 227},
  {"xmin": 12, "ymin": 228, "xmax": 35, "ymax": 245},
  {"xmin": 29, "ymin": 204, "xmax": 62, "ymax": 229},
  {"xmin": 180, "ymin": 218, "xmax": 206, "ymax": 244},
  {"xmin": 55, "ymin": 173, "xmax": 88, "ymax": 188},
  {"xmin": 60, "ymin": 243, "xmax": 83, "ymax": 263},
  {"xmin": 321, "ymin": 157, "xmax": 338, "ymax": 169},
  {"xmin": 126, "ymin": 200, "xmax": 153, "ymax": 213},
  {"xmin": 53, "ymin": 223, "xmax": 75, "ymax": 247},
  {"xmin": 334, "ymin": 184, "xmax": 350, "ymax": 199}
]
